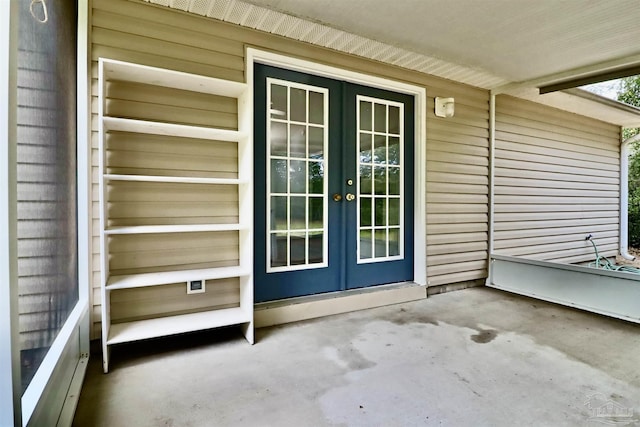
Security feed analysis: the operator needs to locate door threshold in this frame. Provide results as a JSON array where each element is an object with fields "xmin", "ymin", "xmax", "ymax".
[{"xmin": 254, "ymin": 282, "xmax": 427, "ymax": 328}]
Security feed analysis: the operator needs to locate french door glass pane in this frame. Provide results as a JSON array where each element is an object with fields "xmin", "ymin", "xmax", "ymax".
[
  {"xmin": 270, "ymin": 84, "xmax": 288, "ymax": 119},
  {"xmin": 290, "ymin": 124, "xmax": 306, "ymax": 158},
  {"xmin": 309, "ymin": 126, "xmax": 324, "ymax": 158},
  {"xmin": 271, "ymin": 233, "xmax": 288, "ymax": 267},
  {"xmin": 267, "ymin": 79, "xmax": 328, "ymax": 271},
  {"xmin": 270, "ymin": 122, "xmax": 287, "ymax": 156},
  {"xmin": 270, "ymin": 160, "xmax": 287, "ymax": 193},
  {"xmin": 271, "ymin": 196, "xmax": 287, "ymax": 230},
  {"xmin": 357, "ymin": 96, "xmax": 404, "ymax": 263},
  {"xmin": 389, "ymin": 106, "xmax": 400, "ymax": 134},
  {"xmin": 309, "ymin": 161, "xmax": 323, "ymax": 194},
  {"xmin": 290, "ymin": 233, "xmax": 307, "ymax": 265},
  {"xmin": 374, "ymin": 135, "xmax": 386, "ymax": 163},
  {"xmin": 309, "ymin": 232, "xmax": 324, "ymax": 263},
  {"xmin": 290, "ymin": 160, "xmax": 306, "ymax": 193},
  {"xmin": 309, "ymin": 197, "xmax": 324, "ymax": 229},
  {"xmin": 309, "ymin": 92, "xmax": 324, "ymax": 125},
  {"xmin": 360, "ymin": 197, "xmax": 372, "ymax": 227},
  {"xmin": 360, "ymin": 230, "xmax": 372, "ymax": 259},
  {"xmin": 360, "ymin": 101, "xmax": 372, "ymax": 131},
  {"xmin": 290, "ymin": 197, "xmax": 306, "ymax": 229},
  {"xmin": 290, "ymin": 88, "xmax": 307, "ymax": 122}
]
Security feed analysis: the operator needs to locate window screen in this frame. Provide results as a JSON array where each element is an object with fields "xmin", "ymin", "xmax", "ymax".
[{"xmin": 16, "ymin": 0, "xmax": 78, "ymax": 393}]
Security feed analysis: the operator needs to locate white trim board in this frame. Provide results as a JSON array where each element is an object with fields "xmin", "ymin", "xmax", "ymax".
[
  {"xmin": 246, "ymin": 48, "xmax": 428, "ymax": 287},
  {"xmin": 255, "ymin": 282, "xmax": 427, "ymax": 328},
  {"xmin": 0, "ymin": 1, "xmax": 21, "ymax": 425}
]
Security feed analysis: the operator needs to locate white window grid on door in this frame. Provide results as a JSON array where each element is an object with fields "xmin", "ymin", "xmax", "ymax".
[
  {"xmin": 356, "ymin": 95, "xmax": 405, "ymax": 264},
  {"xmin": 266, "ymin": 78, "xmax": 329, "ymax": 273}
]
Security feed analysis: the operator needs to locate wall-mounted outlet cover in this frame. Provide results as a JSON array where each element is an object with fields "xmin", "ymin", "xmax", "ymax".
[{"xmin": 187, "ymin": 280, "xmax": 205, "ymax": 294}]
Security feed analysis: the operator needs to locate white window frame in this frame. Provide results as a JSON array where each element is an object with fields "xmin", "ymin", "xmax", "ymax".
[
  {"xmin": 356, "ymin": 95, "xmax": 405, "ymax": 264},
  {"xmin": 247, "ymin": 48, "xmax": 427, "ymax": 286},
  {"xmin": 266, "ymin": 77, "xmax": 330, "ymax": 273}
]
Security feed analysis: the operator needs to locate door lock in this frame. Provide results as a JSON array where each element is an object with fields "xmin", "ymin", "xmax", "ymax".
[
  {"xmin": 345, "ymin": 193, "xmax": 356, "ymax": 202},
  {"xmin": 347, "ymin": 179, "xmax": 353, "ymax": 186}
]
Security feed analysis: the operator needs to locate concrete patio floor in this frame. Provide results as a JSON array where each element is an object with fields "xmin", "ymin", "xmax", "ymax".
[{"xmin": 73, "ymin": 287, "xmax": 640, "ymax": 426}]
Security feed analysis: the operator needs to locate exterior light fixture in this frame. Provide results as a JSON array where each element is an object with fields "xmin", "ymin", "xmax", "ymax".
[{"xmin": 435, "ymin": 97, "xmax": 455, "ymax": 118}]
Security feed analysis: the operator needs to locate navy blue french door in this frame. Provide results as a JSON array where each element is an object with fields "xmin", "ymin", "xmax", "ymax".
[{"xmin": 254, "ymin": 64, "xmax": 414, "ymax": 302}]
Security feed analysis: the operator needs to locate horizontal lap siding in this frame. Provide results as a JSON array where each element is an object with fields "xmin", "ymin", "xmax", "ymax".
[
  {"xmin": 350, "ymin": 62, "xmax": 489, "ymax": 287},
  {"xmin": 494, "ymin": 96, "xmax": 620, "ymax": 264},
  {"xmin": 426, "ymin": 98, "xmax": 489, "ymax": 286},
  {"xmin": 110, "ymin": 278, "xmax": 240, "ymax": 323},
  {"xmin": 90, "ymin": 0, "xmax": 490, "ymax": 338}
]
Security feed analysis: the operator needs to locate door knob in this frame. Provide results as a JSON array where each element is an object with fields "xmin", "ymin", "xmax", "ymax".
[
  {"xmin": 345, "ymin": 193, "xmax": 356, "ymax": 201},
  {"xmin": 333, "ymin": 193, "xmax": 343, "ymax": 202}
]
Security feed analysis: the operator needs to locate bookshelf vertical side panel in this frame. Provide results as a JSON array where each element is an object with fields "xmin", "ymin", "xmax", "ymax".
[
  {"xmin": 237, "ymin": 88, "xmax": 254, "ymax": 342},
  {"xmin": 98, "ymin": 59, "xmax": 111, "ymax": 372}
]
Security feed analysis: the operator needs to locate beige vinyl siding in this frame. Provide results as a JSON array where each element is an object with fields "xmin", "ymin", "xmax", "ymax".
[
  {"xmin": 425, "ymin": 97, "xmax": 489, "ymax": 286},
  {"xmin": 89, "ymin": 0, "xmax": 490, "ymax": 338},
  {"xmin": 494, "ymin": 95, "xmax": 620, "ymax": 264},
  {"xmin": 110, "ymin": 277, "xmax": 240, "ymax": 323}
]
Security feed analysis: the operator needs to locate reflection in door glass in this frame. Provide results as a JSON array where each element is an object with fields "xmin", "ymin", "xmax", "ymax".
[
  {"xmin": 290, "ymin": 233, "xmax": 307, "ymax": 265},
  {"xmin": 360, "ymin": 101, "xmax": 372, "ymax": 131},
  {"xmin": 267, "ymin": 79, "xmax": 328, "ymax": 270},
  {"xmin": 309, "ymin": 126, "xmax": 324, "ymax": 159},
  {"xmin": 289, "ymin": 160, "xmax": 306, "ymax": 194},
  {"xmin": 309, "ymin": 197, "xmax": 324, "ymax": 229},
  {"xmin": 308, "ymin": 231, "xmax": 324, "ymax": 263},
  {"xmin": 270, "ymin": 122, "xmax": 288, "ymax": 156},
  {"xmin": 374, "ymin": 135, "xmax": 386, "ymax": 164},
  {"xmin": 359, "ymin": 133, "xmax": 372, "ymax": 162},
  {"xmin": 290, "ymin": 87, "xmax": 307, "ymax": 122},
  {"xmin": 290, "ymin": 196, "xmax": 306, "ymax": 229},
  {"xmin": 270, "ymin": 84, "xmax": 288, "ymax": 119},
  {"xmin": 271, "ymin": 233, "xmax": 288, "ymax": 267},
  {"xmin": 309, "ymin": 91, "xmax": 325, "ymax": 125},
  {"xmin": 357, "ymin": 96, "xmax": 404, "ymax": 262},
  {"xmin": 270, "ymin": 159, "xmax": 287, "ymax": 193},
  {"xmin": 290, "ymin": 124, "xmax": 306, "ymax": 158},
  {"xmin": 374, "ymin": 103, "xmax": 387, "ymax": 133},
  {"xmin": 270, "ymin": 196, "xmax": 288, "ymax": 230}
]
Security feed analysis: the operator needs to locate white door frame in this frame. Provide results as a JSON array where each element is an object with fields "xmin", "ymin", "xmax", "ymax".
[{"xmin": 246, "ymin": 48, "xmax": 427, "ymax": 287}]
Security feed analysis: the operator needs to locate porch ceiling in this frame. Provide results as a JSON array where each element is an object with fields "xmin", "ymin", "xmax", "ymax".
[
  {"xmin": 243, "ymin": 0, "xmax": 640, "ymax": 86},
  {"xmin": 143, "ymin": 0, "xmax": 640, "ymax": 126}
]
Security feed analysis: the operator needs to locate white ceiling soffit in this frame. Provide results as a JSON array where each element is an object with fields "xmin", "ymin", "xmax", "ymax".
[
  {"xmin": 143, "ymin": 0, "xmax": 640, "ymax": 126},
  {"xmin": 144, "ymin": 0, "xmax": 508, "ymax": 89},
  {"xmin": 240, "ymin": 0, "xmax": 640, "ymax": 86}
]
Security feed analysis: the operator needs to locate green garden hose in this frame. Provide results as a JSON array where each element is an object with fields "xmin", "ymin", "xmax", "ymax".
[{"xmin": 586, "ymin": 234, "xmax": 640, "ymax": 274}]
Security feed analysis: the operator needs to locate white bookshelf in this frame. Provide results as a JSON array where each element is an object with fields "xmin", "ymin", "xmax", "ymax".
[
  {"xmin": 107, "ymin": 308, "xmax": 251, "ymax": 345},
  {"xmin": 106, "ymin": 266, "xmax": 250, "ymax": 290},
  {"xmin": 104, "ymin": 174, "xmax": 245, "ymax": 185},
  {"xmin": 104, "ymin": 223, "xmax": 245, "ymax": 235},
  {"xmin": 98, "ymin": 58, "xmax": 253, "ymax": 373},
  {"xmin": 101, "ymin": 58, "xmax": 246, "ymax": 98},
  {"xmin": 102, "ymin": 116, "xmax": 246, "ymax": 141}
]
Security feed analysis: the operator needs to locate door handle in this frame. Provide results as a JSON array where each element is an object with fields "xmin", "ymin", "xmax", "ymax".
[
  {"xmin": 333, "ymin": 193, "xmax": 343, "ymax": 202},
  {"xmin": 345, "ymin": 193, "xmax": 356, "ymax": 202}
]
